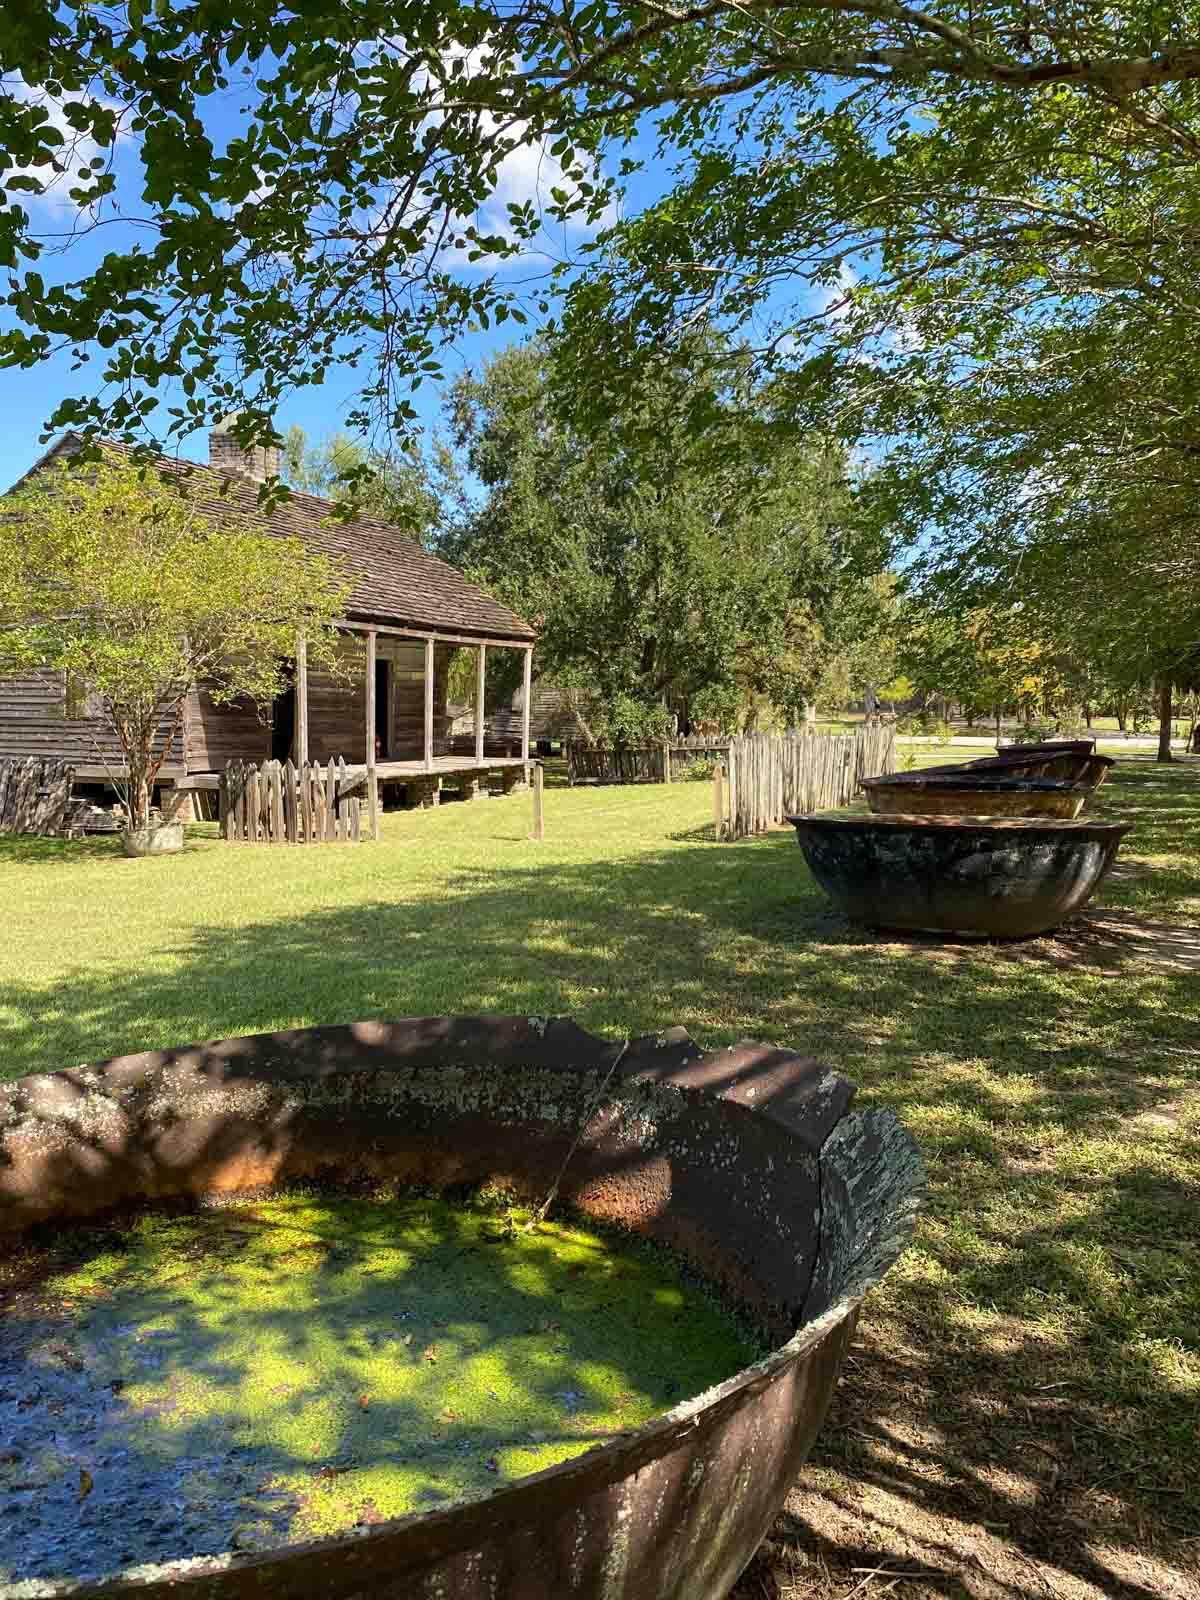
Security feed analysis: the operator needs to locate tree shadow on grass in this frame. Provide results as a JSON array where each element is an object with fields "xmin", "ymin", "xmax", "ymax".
[
  {"xmin": 1087, "ymin": 756, "xmax": 1200, "ymax": 915},
  {"xmin": 0, "ymin": 827, "xmax": 226, "ymax": 870},
  {"xmin": 2, "ymin": 823, "xmax": 1198, "ymax": 1596},
  {"xmin": 737, "ymin": 1226, "xmax": 1200, "ymax": 1598}
]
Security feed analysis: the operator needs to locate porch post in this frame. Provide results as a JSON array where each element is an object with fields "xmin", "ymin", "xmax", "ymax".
[
  {"xmin": 475, "ymin": 643, "xmax": 486, "ymax": 764},
  {"xmin": 521, "ymin": 647, "xmax": 533, "ymax": 766},
  {"xmin": 295, "ymin": 634, "xmax": 309, "ymax": 768},
  {"xmin": 365, "ymin": 628, "xmax": 379, "ymax": 841},
  {"xmin": 424, "ymin": 636, "xmax": 435, "ymax": 773}
]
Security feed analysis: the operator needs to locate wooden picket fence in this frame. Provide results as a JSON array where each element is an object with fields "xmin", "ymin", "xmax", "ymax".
[
  {"xmin": 220, "ymin": 758, "xmax": 361, "ymax": 844},
  {"xmin": 565, "ymin": 736, "xmax": 731, "ymax": 785},
  {"xmin": 0, "ymin": 757, "xmax": 75, "ymax": 837},
  {"xmin": 566, "ymin": 744, "xmax": 669, "ymax": 784},
  {"xmin": 718, "ymin": 726, "xmax": 896, "ymax": 841},
  {"xmin": 669, "ymin": 735, "xmax": 733, "ymax": 754}
]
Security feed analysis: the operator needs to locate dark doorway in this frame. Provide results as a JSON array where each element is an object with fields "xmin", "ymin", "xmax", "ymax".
[
  {"xmin": 271, "ymin": 679, "xmax": 296, "ymax": 762},
  {"xmin": 375, "ymin": 659, "xmax": 391, "ymax": 759}
]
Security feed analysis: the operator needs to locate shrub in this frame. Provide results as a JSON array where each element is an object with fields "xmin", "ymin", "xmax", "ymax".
[
  {"xmin": 896, "ymin": 712, "xmax": 953, "ymax": 740},
  {"xmin": 589, "ymin": 695, "xmax": 673, "ymax": 748},
  {"xmin": 1010, "ymin": 722, "xmax": 1060, "ymax": 744},
  {"xmin": 679, "ymin": 755, "xmax": 721, "ymax": 782}
]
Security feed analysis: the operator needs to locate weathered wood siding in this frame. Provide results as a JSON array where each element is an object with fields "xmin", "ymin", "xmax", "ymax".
[
  {"xmin": 308, "ymin": 636, "xmax": 455, "ymax": 763},
  {"xmin": 303, "ymin": 636, "xmax": 363, "ymax": 765},
  {"xmin": 0, "ymin": 634, "xmax": 458, "ymax": 778},
  {"xmin": 380, "ymin": 639, "xmax": 455, "ymax": 759},
  {"xmin": 183, "ymin": 636, "xmax": 457, "ymax": 769},
  {"xmin": 179, "ymin": 642, "xmax": 369, "ymax": 771},
  {"xmin": 283, "ymin": 637, "xmax": 453, "ymax": 766},
  {"xmin": 0, "ymin": 671, "xmax": 184, "ymax": 775},
  {"xmin": 385, "ymin": 639, "xmax": 423, "ymax": 755},
  {"xmin": 184, "ymin": 688, "xmax": 270, "ymax": 771}
]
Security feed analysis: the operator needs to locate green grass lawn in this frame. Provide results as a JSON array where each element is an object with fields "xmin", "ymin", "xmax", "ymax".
[{"xmin": 2, "ymin": 754, "xmax": 1198, "ymax": 1599}]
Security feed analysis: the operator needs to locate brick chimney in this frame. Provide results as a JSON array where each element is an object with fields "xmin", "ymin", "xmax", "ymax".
[{"xmin": 208, "ymin": 416, "xmax": 282, "ymax": 482}]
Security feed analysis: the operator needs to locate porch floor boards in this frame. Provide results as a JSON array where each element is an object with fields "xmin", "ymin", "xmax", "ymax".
[
  {"xmin": 355, "ymin": 755, "xmax": 527, "ymax": 781},
  {"xmin": 336, "ymin": 755, "xmax": 529, "ymax": 796}
]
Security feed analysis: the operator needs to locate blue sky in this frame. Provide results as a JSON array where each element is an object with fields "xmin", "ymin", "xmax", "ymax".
[
  {"xmin": 0, "ymin": 64, "xmax": 682, "ymax": 490},
  {"xmin": 0, "ymin": 277, "xmax": 539, "ymax": 486},
  {"xmin": 1, "ymin": 54, "xmax": 858, "ymax": 497}
]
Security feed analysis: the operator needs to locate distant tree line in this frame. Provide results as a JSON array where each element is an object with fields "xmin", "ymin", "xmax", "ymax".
[
  {"xmin": 286, "ymin": 336, "xmax": 901, "ymax": 742},
  {"xmin": 285, "ymin": 328, "xmax": 1200, "ymax": 760}
]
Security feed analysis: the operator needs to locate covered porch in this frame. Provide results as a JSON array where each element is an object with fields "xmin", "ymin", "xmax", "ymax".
[
  {"xmin": 292, "ymin": 618, "xmax": 535, "ymax": 836},
  {"xmin": 340, "ymin": 754, "xmax": 530, "ymax": 810}
]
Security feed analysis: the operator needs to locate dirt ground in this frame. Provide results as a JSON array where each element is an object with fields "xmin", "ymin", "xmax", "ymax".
[{"xmin": 733, "ymin": 1301, "xmax": 1200, "ymax": 1600}]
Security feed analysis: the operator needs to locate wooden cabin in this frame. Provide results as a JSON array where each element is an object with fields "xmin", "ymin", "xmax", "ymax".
[
  {"xmin": 0, "ymin": 428, "xmax": 536, "ymax": 819},
  {"xmin": 450, "ymin": 680, "xmax": 591, "ymax": 755}
]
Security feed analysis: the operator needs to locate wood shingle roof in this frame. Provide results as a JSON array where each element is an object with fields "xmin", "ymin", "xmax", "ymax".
[{"xmin": 30, "ymin": 435, "xmax": 536, "ymax": 645}]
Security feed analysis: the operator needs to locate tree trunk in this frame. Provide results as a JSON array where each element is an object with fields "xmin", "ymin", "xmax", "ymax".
[
  {"xmin": 1115, "ymin": 701, "xmax": 1127, "ymax": 732},
  {"xmin": 129, "ymin": 739, "xmax": 153, "ymax": 829},
  {"xmin": 120, "ymin": 708, "xmax": 156, "ymax": 830},
  {"xmin": 1082, "ymin": 703, "xmax": 1093, "ymax": 729},
  {"xmin": 994, "ymin": 706, "xmax": 1002, "ymax": 743},
  {"xmin": 1157, "ymin": 678, "xmax": 1174, "ymax": 763}
]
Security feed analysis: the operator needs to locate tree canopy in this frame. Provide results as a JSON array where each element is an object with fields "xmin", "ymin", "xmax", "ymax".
[
  {"xmin": 281, "ymin": 425, "xmax": 440, "ymax": 539},
  {"xmin": 897, "ymin": 603, "xmax": 1057, "ymax": 725},
  {"xmin": 5, "ymin": 4, "xmax": 1200, "ymax": 447},
  {"xmin": 5, "ymin": 0, "xmax": 1199, "ymax": 711},
  {"xmin": 441, "ymin": 338, "xmax": 875, "ymax": 732}
]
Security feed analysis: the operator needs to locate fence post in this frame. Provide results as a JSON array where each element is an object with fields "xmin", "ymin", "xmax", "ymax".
[
  {"xmin": 324, "ymin": 758, "xmax": 337, "ymax": 841},
  {"xmin": 299, "ymin": 758, "xmax": 313, "ymax": 843},
  {"xmin": 270, "ymin": 759, "xmax": 284, "ymax": 842},
  {"xmin": 713, "ymin": 760, "xmax": 725, "ymax": 840},
  {"xmin": 247, "ymin": 765, "xmax": 261, "ymax": 843},
  {"xmin": 225, "ymin": 763, "xmax": 238, "ymax": 841},
  {"xmin": 663, "ymin": 743, "xmax": 672, "ymax": 784},
  {"xmin": 335, "ymin": 757, "xmax": 348, "ymax": 842},
  {"xmin": 531, "ymin": 761, "xmax": 545, "ymax": 840},
  {"xmin": 727, "ymin": 740, "xmax": 738, "ymax": 840},
  {"xmin": 312, "ymin": 763, "xmax": 326, "ymax": 841},
  {"xmin": 282, "ymin": 760, "xmax": 298, "ymax": 843}
]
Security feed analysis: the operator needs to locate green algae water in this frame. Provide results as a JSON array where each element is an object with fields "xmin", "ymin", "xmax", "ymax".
[{"xmin": 0, "ymin": 1191, "xmax": 759, "ymax": 1584}]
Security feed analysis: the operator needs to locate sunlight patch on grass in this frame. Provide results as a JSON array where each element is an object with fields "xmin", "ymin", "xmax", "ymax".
[{"xmin": 3, "ymin": 755, "xmax": 1200, "ymax": 1594}]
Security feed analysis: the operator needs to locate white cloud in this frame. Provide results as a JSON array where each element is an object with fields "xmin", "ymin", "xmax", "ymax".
[
  {"xmin": 813, "ymin": 261, "xmax": 859, "ymax": 324},
  {"xmin": 2, "ymin": 75, "xmax": 128, "ymax": 209},
  {"xmin": 438, "ymin": 135, "xmax": 618, "ymax": 270},
  {"xmin": 401, "ymin": 43, "xmax": 618, "ymax": 272},
  {"xmin": 767, "ymin": 264, "xmax": 868, "ymax": 366}
]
